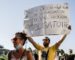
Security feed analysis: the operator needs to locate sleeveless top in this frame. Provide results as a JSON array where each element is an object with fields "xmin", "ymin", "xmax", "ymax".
[
  {"xmin": 8, "ymin": 50, "xmax": 28, "ymax": 60},
  {"xmin": 10, "ymin": 54, "xmax": 27, "ymax": 60}
]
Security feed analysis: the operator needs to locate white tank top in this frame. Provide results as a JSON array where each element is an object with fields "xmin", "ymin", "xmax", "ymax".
[{"xmin": 10, "ymin": 54, "xmax": 27, "ymax": 60}]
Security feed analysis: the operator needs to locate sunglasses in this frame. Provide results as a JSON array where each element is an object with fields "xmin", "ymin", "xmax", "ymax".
[{"xmin": 12, "ymin": 37, "xmax": 22, "ymax": 41}]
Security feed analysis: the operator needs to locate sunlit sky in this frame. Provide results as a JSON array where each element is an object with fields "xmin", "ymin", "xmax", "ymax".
[{"xmin": 0, "ymin": 0, "xmax": 75, "ymax": 53}]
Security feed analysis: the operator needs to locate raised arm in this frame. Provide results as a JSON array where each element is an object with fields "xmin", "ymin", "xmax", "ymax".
[
  {"xmin": 23, "ymin": 29, "xmax": 43, "ymax": 50},
  {"xmin": 55, "ymin": 34, "xmax": 67, "ymax": 48},
  {"xmin": 27, "ymin": 36, "xmax": 43, "ymax": 50},
  {"xmin": 55, "ymin": 25, "xmax": 71, "ymax": 48}
]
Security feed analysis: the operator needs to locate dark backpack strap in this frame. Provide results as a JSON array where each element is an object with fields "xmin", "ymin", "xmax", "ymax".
[
  {"xmin": 20, "ymin": 49, "xmax": 31, "ymax": 60},
  {"xmin": 8, "ymin": 51, "xmax": 12, "ymax": 60},
  {"xmin": 20, "ymin": 49, "xmax": 26, "ymax": 60}
]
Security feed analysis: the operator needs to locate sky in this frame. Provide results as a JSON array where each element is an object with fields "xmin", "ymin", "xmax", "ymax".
[{"xmin": 0, "ymin": 0, "xmax": 75, "ymax": 53}]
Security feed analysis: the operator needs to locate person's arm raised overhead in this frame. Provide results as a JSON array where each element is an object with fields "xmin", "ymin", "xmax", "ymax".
[
  {"xmin": 23, "ymin": 29, "xmax": 43, "ymax": 50},
  {"xmin": 27, "ymin": 36, "xmax": 43, "ymax": 50},
  {"xmin": 55, "ymin": 33, "xmax": 67, "ymax": 48},
  {"xmin": 55, "ymin": 25, "xmax": 71, "ymax": 48}
]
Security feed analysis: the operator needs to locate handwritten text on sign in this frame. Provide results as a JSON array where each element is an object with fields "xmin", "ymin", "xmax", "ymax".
[{"xmin": 24, "ymin": 3, "xmax": 70, "ymax": 36}]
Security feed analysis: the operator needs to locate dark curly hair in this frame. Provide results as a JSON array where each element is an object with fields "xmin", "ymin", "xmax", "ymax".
[{"xmin": 15, "ymin": 32, "xmax": 27, "ymax": 45}]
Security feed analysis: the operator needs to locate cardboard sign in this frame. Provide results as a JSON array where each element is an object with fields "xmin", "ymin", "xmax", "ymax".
[{"xmin": 24, "ymin": 3, "xmax": 70, "ymax": 36}]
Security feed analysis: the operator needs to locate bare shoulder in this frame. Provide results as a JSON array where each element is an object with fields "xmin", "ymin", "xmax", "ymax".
[
  {"xmin": 26, "ymin": 50, "xmax": 32, "ymax": 56},
  {"xmin": 26, "ymin": 50, "xmax": 33, "ymax": 60}
]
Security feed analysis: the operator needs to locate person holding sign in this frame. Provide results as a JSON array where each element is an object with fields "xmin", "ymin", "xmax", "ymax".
[{"xmin": 25, "ymin": 25, "xmax": 71, "ymax": 60}]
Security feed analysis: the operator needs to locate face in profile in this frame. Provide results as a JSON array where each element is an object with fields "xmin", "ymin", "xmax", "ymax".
[
  {"xmin": 12, "ymin": 37, "xmax": 24, "ymax": 49},
  {"xmin": 12, "ymin": 32, "xmax": 27, "ymax": 50}
]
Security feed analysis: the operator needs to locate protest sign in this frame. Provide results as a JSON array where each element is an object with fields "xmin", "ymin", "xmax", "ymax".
[{"xmin": 24, "ymin": 3, "xmax": 70, "ymax": 36}]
